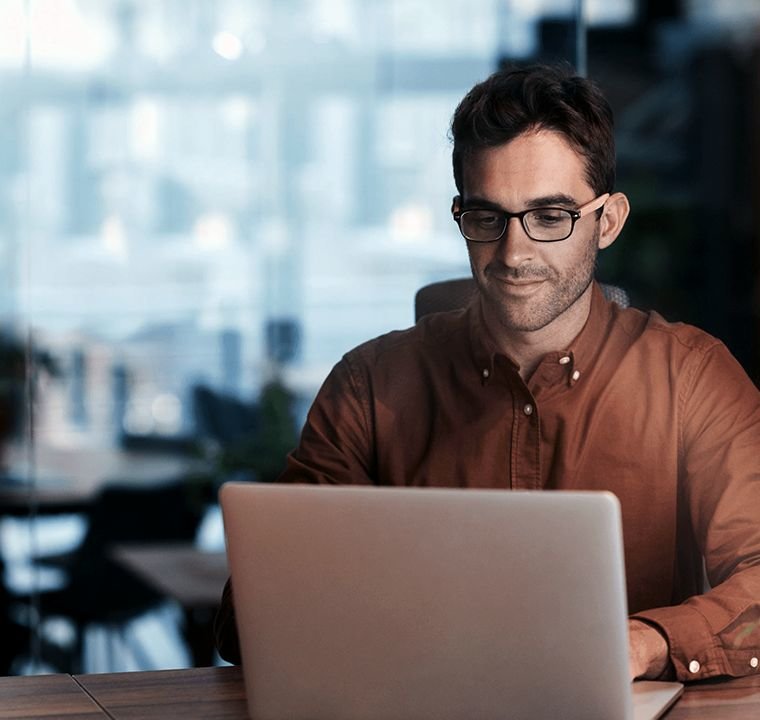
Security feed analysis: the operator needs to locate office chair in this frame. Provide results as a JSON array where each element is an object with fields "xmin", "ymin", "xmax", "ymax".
[
  {"xmin": 14, "ymin": 479, "xmax": 204, "ymax": 673},
  {"xmin": 192, "ymin": 382, "xmax": 298, "ymax": 484},
  {"xmin": 0, "ymin": 559, "xmax": 29, "ymax": 674},
  {"xmin": 192, "ymin": 384, "xmax": 259, "ymax": 446},
  {"xmin": 415, "ymin": 277, "xmax": 629, "ymax": 322}
]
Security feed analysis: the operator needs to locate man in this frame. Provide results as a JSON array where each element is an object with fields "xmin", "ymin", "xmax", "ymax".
[{"xmin": 216, "ymin": 64, "xmax": 760, "ymax": 682}]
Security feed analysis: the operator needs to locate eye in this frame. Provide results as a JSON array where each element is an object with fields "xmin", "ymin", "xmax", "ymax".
[
  {"xmin": 468, "ymin": 210, "xmax": 501, "ymax": 228},
  {"xmin": 529, "ymin": 209, "xmax": 568, "ymax": 227}
]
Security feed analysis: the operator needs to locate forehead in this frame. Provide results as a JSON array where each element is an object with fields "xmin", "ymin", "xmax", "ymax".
[{"xmin": 461, "ymin": 129, "xmax": 592, "ymax": 203}]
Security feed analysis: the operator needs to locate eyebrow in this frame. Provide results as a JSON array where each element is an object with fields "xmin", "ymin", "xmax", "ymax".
[{"xmin": 462, "ymin": 193, "xmax": 579, "ymax": 211}]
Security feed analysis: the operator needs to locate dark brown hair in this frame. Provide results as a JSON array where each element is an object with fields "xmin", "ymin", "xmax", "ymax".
[{"xmin": 451, "ymin": 63, "xmax": 615, "ymax": 196}]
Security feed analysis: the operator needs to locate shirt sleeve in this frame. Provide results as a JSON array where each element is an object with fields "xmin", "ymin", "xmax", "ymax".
[
  {"xmin": 278, "ymin": 352, "xmax": 375, "ymax": 485},
  {"xmin": 632, "ymin": 341, "xmax": 760, "ymax": 681},
  {"xmin": 214, "ymin": 577, "xmax": 241, "ymax": 664}
]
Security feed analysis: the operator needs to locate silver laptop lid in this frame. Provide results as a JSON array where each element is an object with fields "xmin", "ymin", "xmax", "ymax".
[{"xmin": 221, "ymin": 484, "xmax": 634, "ymax": 720}]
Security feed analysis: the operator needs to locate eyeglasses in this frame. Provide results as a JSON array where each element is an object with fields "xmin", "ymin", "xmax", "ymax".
[{"xmin": 453, "ymin": 193, "xmax": 610, "ymax": 243}]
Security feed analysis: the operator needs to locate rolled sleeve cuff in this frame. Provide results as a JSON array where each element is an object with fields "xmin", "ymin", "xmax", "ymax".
[{"xmin": 632, "ymin": 604, "xmax": 760, "ymax": 681}]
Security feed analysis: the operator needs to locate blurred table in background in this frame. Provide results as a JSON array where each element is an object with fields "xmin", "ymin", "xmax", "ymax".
[
  {"xmin": 0, "ymin": 442, "xmax": 208, "ymax": 515},
  {"xmin": 0, "ymin": 440, "xmax": 214, "ymax": 674},
  {"xmin": 112, "ymin": 543, "xmax": 228, "ymax": 666}
]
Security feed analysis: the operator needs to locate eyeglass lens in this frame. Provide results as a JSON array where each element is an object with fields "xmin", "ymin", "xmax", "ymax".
[{"xmin": 460, "ymin": 208, "xmax": 575, "ymax": 242}]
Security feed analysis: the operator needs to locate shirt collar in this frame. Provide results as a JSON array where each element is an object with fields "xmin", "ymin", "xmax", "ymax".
[
  {"xmin": 467, "ymin": 297, "xmax": 508, "ymax": 383},
  {"xmin": 563, "ymin": 281, "xmax": 616, "ymax": 379},
  {"xmin": 466, "ymin": 281, "xmax": 616, "ymax": 386}
]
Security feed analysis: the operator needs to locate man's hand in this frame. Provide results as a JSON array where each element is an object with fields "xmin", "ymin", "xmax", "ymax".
[{"xmin": 628, "ymin": 619, "xmax": 670, "ymax": 681}]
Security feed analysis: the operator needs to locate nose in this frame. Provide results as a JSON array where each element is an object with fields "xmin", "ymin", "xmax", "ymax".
[{"xmin": 497, "ymin": 216, "xmax": 535, "ymax": 268}]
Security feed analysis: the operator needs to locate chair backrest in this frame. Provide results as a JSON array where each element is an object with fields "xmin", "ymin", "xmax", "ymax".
[
  {"xmin": 415, "ymin": 277, "xmax": 629, "ymax": 322},
  {"xmin": 414, "ymin": 278, "xmax": 478, "ymax": 322},
  {"xmin": 192, "ymin": 384, "xmax": 259, "ymax": 445},
  {"xmin": 79, "ymin": 479, "xmax": 203, "ymax": 559},
  {"xmin": 46, "ymin": 479, "xmax": 207, "ymax": 637}
]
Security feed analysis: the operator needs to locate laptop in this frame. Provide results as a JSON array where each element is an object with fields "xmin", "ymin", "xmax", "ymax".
[{"xmin": 221, "ymin": 483, "xmax": 683, "ymax": 720}]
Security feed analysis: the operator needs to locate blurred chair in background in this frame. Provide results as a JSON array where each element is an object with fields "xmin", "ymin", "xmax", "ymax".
[
  {"xmin": 192, "ymin": 385, "xmax": 260, "ymax": 449},
  {"xmin": 0, "ymin": 557, "xmax": 29, "ymax": 675},
  {"xmin": 12, "ymin": 479, "xmax": 205, "ymax": 674},
  {"xmin": 193, "ymin": 381, "xmax": 298, "ymax": 484}
]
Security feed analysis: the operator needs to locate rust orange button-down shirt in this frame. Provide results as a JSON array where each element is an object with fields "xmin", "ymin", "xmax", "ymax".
[{"xmin": 275, "ymin": 282, "xmax": 760, "ymax": 681}]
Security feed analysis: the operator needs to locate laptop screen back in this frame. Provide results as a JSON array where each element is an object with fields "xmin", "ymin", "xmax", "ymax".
[{"xmin": 221, "ymin": 484, "xmax": 633, "ymax": 720}]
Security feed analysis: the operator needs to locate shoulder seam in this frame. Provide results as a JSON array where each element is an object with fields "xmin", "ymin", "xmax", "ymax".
[
  {"xmin": 647, "ymin": 320, "xmax": 723, "ymax": 354},
  {"xmin": 341, "ymin": 351, "xmax": 375, "ymax": 455},
  {"xmin": 677, "ymin": 339, "xmax": 722, "ymax": 464}
]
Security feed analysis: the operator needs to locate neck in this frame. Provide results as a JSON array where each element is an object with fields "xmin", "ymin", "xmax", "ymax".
[{"xmin": 481, "ymin": 283, "xmax": 594, "ymax": 380}]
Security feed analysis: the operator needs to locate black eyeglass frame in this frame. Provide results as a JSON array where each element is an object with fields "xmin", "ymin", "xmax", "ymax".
[{"xmin": 452, "ymin": 192, "xmax": 610, "ymax": 243}]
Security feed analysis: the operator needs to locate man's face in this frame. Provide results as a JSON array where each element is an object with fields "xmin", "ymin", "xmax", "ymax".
[{"xmin": 459, "ymin": 129, "xmax": 603, "ymax": 335}]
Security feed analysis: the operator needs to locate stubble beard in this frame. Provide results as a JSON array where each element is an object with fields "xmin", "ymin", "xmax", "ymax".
[{"xmin": 475, "ymin": 226, "xmax": 600, "ymax": 334}]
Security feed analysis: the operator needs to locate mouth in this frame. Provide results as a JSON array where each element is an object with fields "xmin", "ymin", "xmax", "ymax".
[
  {"xmin": 500, "ymin": 278, "xmax": 544, "ymax": 286},
  {"xmin": 489, "ymin": 274, "xmax": 547, "ymax": 294}
]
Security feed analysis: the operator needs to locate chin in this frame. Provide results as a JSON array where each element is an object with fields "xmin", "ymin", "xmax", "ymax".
[
  {"xmin": 498, "ymin": 312, "xmax": 556, "ymax": 333},
  {"xmin": 486, "ymin": 291, "xmax": 576, "ymax": 334},
  {"xmin": 483, "ymin": 297, "xmax": 552, "ymax": 333}
]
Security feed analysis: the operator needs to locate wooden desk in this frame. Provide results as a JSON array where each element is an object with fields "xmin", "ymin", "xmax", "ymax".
[
  {"xmin": 667, "ymin": 673, "xmax": 760, "ymax": 718},
  {"xmin": 2, "ymin": 666, "xmax": 759, "ymax": 719},
  {"xmin": 73, "ymin": 666, "xmax": 760, "ymax": 719},
  {"xmin": 75, "ymin": 666, "xmax": 247, "ymax": 720},
  {"xmin": 0, "ymin": 673, "xmax": 107, "ymax": 719},
  {"xmin": 111, "ymin": 544, "xmax": 228, "ymax": 666}
]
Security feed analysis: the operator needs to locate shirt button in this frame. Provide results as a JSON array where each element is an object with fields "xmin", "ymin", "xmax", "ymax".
[
  {"xmin": 751, "ymin": 657, "xmax": 759, "ymax": 669},
  {"xmin": 688, "ymin": 660, "xmax": 701, "ymax": 674},
  {"xmin": 571, "ymin": 370, "xmax": 581, "ymax": 382},
  {"xmin": 482, "ymin": 368, "xmax": 490, "ymax": 379},
  {"xmin": 558, "ymin": 355, "xmax": 571, "ymax": 365},
  {"xmin": 523, "ymin": 403, "xmax": 533, "ymax": 416}
]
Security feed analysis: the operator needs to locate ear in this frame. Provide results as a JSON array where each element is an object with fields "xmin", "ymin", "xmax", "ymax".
[
  {"xmin": 451, "ymin": 195, "xmax": 461, "ymax": 215},
  {"xmin": 597, "ymin": 192, "xmax": 630, "ymax": 250}
]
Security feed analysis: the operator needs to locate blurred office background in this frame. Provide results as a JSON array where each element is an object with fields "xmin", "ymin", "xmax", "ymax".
[{"xmin": 0, "ymin": 0, "xmax": 758, "ymax": 675}]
